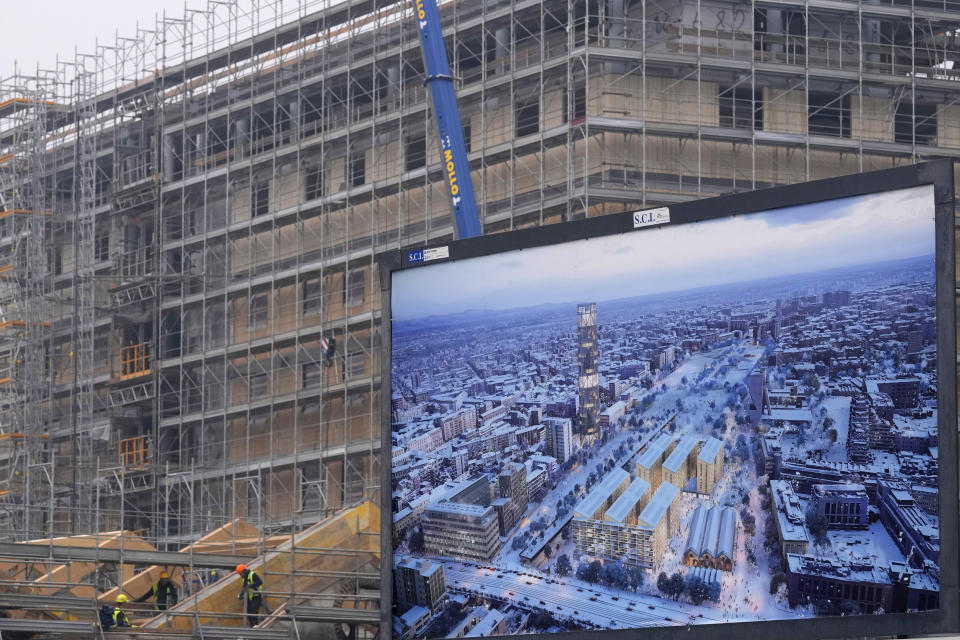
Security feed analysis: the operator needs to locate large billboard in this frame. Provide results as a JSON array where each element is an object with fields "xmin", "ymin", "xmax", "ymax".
[{"xmin": 380, "ymin": 162, "xmax": 957, "ymax": 640}]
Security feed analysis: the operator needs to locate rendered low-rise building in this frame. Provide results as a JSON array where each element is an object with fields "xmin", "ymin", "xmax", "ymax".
[
  {"xmin": 878, "ymin": 481, "xmax": 939, "ymax": 565},
  {"xmin": 770, "ymin": 480, "xmax": 810, "ymax": 562},
  {"xmin": 812, "ymin": 483, "xmax": 869, "ymax": 529},
  {"xmin": 865, "ymin": 377, "xmax": 920, "ymax": 411},
  {"xmin": 543, "ymin": 417, "xmax": 573, "ymax": 464},
  {"xmin": 683, "ymin": 504, "xmax": 737, "ymax": 571},
  {"xmin": 422, "ymin": 501, "xmax": 501, "ymax": 562},
  {"xmin": 572, "ymin": 477, "xmax": 678, "ymax": 569},
  {"xmin": 598, "ymin": 400, "xmax": 626, "ymax": 427},
  {"xmin": 395, "ymin": 559, "xmax": 447, "ymax": 611},
  {"xmin": 464, "ymin": 608, "xmax": 507, "ymax": 638},
  {"xmin": 786, "ymin": 554, "xmax": 893, "ymax": 612}
]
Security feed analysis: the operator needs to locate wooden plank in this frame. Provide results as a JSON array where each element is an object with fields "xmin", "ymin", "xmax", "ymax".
[
  {"xmin": 142, "ymin": 501, "xmax": 379, "ymax": 631},
  {"xmin": 98, "ymin": 519, "xmax": 261, "ymax": 605},
  {"xmin": 0, "ymin": 530, "xmax": 125, "ymax": 581}
]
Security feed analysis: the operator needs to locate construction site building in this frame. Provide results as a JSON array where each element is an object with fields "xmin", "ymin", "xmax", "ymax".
[{"xmin": 0, "ymin": 0, "xmax": 959, "ymax": 636}]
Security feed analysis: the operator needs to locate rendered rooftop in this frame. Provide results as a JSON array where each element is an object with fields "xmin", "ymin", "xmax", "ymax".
[
  {"xmin": 604, "ymin": 476, "xmax": 651, "ymax": 524},
  {"xmin": 663, "ymin": 435, "xmax": 699, "ymax": 473},
  {"xmin": 637, "ymin": 433, "xmax": 674, "ymax": 469},
  {"xmin": 575, "ymin": 467, "xmax": 630, "ymax": 518},
  {"xmin": 698, "ymin": 437, "xmax": 723, "ymax": 463},
  {"xmin": 638, "ymin": 482, "xmax": 680, "ymax": 528}
]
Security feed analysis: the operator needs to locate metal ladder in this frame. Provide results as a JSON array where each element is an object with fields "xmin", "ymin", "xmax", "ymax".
[
  {"xmin": 110, "ymin": 281, "xmax": 157, "ymax": 307},
  {"xmin": 106, "ymin": 381, "xmax": 155, "ymax": 407}
]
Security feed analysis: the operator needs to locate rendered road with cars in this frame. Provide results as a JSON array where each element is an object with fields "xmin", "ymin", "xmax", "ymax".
[{"xmin": 436, "ymin": 559, "xmax": 736, "ymax": 629}]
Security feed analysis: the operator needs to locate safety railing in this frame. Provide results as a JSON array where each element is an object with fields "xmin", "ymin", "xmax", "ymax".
[
  {"xmin": 118, "ymin": 434, "xmax": 149, "ymax": 467},
  {"xmin": 119, "ymin": 342, "xmax": 151, "ymax": 380}
]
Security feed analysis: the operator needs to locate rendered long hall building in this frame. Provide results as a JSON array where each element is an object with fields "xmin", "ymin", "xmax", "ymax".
[{"xmin": 0, "ymin": 0, "xmax": 958, "ymax": 636}]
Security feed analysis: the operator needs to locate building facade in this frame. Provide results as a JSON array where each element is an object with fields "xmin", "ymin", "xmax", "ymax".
[
  {"xmin": 422, "ymin": 501, "xmax": 501, "ymax": 561},
  {"xmin": 786, "ymin": 554, "xmax": 893, "ymax": 612},
  {"xmin": 812, "ymin": 483, "xmax": 869, "ymax": 529},
  {"xmin": 696, "ymin": 437, "xmax": 724, "ymax": 496},
  {"xmin": 770, "ymin": 480, "xmax": 811, "ymax": 562},
  {"xmin": 572, "ymin": 474, "xmax": 677, "ymax": 569},
  {"xmin": 395, "ymin": 558, "xmax": 447, "ymax": 611},
  {"xmin": 543, "ymin": 416, "xmax": 573, "ymax": 464},
  {"xmin": 493, "ymin": 461, "xmax": 529, "ymax": 535}
]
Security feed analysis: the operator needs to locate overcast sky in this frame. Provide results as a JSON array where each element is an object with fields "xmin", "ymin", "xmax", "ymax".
[
  {"xmin": 0, "ymin": 1, "xmax": 209, "ymax": 80},
  {"xmin": 392, "ymin": 184, "xmax": 936, "ymax": 321}
]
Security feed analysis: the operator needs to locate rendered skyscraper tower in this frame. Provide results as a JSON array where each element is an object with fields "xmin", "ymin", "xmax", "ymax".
[{"xmin": 578, "ymin": 303, "xmax": 599, "ymax": 440}]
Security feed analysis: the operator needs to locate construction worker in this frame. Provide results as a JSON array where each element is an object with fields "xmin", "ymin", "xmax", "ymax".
[
  {"xmin": 152, "ymin": 571, "xmax": 178, "ymax": 611},
  {"xmin": 112, "ymin": 594, "xmax": 133, "ymax": 629},
  {"xmin": 235, "ymin": 564, "xmax": 263, "ymax": 627}
]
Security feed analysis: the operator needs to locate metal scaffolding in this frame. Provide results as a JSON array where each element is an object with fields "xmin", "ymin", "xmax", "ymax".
[
  {"xmin": 70, "ymin": 54, "xmax": 100, "ymax": 536},
  {"xmin": 0, "ymin": 0, "xmax": 957, "ymax": 636},
  {"xmin": 0, "ymin": 69, "xmax": 57, "ymax": 540}
]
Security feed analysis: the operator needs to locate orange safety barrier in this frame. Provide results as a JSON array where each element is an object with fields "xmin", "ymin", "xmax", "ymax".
[
  {"xmin": 118, "ymin": 435, "xmax": 148, "ymax": 467},
  {"xmin": 0, "ymin": 209, "xmax": 54, "ymax": 219},
  {"xmin": 0, "ymin": 97, "xmax": 56, "ymax": 118},
  {"xmin": 119, "ymin": 342, "xmax": 151, "ymax": 380}
]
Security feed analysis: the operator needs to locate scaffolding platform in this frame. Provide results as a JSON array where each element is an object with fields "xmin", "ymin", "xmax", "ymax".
[
  {"xmin": 288, "ymin": 605, "xmax": 380, "ymax": 624},
  {"xmin": 0, "ymin": 617, "xmax": 94, "ymax": 634},
  {"xmin": 0, "ymin": 591, "xmax": 93, "ymax": 611},
  {"xmin": 0, "ymin": 540, "xmax": 248, "ymax": 569},
  {"xmin": 196, "ymin": 627, "xmax": 291, "ymax": 640}
]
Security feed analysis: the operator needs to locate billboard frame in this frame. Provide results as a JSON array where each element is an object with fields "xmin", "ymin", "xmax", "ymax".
[{"xmin": 378, "ymin": 159, "xmax": 958, "ymax": 640}]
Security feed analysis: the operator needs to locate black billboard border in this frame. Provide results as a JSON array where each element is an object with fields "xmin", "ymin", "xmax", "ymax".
[{"xmin": 377, "ymin": 159, "xmax": 959, "ymax": 640}]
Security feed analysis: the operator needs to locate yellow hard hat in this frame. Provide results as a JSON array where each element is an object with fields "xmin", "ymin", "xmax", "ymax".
[
  {"xmin": 159, "ymin": 571, "xmax": 169, "ymax": 580},
  {"xmin": 116, "ymin": 594, "xmax": 129, "ymax": 604}
]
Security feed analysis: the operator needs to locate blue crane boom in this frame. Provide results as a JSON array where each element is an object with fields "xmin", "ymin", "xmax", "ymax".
[{"xmin": 413, "ymin": 0, "xmax": 482, "ymax": 239}]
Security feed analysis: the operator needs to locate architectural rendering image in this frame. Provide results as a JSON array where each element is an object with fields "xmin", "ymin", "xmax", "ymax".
[{"xmin": 390, "ymin": 185, "xmax": 940, "ymax": 637}]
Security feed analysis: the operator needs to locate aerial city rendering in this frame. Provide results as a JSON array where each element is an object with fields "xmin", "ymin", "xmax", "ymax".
[{"xmin": 389, "ymin": 185, "xmax": 940, "ymax": 638}]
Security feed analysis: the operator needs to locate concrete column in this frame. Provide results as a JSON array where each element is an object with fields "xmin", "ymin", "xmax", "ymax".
[
  {"xmin": 195, "ymin": 132, "xmax": 207, "ymax": 168},
  {"xmin": 123, "ymin": 156, "xmax": 137, "ymax": 183},
  {"xmin": 288, "ymin": 99, "xmax": 300, "ymax": 136},
  {"xmin": 162, "ymin": 134, "xmax": 176, "ymax": 183},
  {"xmin": 495, "ymin": 26, "xmax": 509, "ymax": 60},
  {"xmin": 235, "ymin": 118, "xmax": 250, "ymax": 147},
  {"xmin": 608, "ymin": 0, "xmax": 625, "ymax": 48},
  {"xmin": 865, "ymin": 18, "xmax": 882, "ymax": 64},
  {"xmin": 387, "ymin": 65, "xmax": 400, "ymax": 93},
  {"xmin": 767, "ymin": 9, "xmax": 783, "ymax": 56},
  {"xmin": 387, "ymin": 65, "xmax": 401, "ymax": 108}
]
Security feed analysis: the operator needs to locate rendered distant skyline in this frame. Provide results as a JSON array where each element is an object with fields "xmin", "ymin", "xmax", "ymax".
[{"xmin": 392, "ymin": 184, "xmax": 935, "ymax": 321}]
